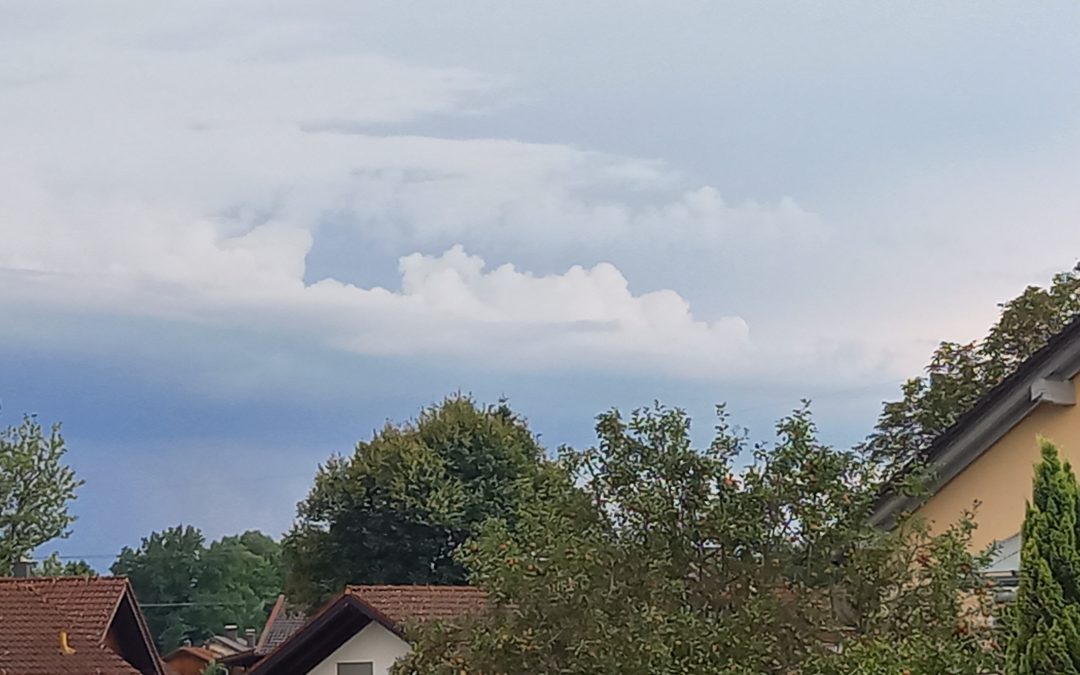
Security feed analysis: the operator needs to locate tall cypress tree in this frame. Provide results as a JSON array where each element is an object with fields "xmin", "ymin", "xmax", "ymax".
[{"xmin": 1006, "ymin": 438, "xmax": 1080, "ymax": 674}]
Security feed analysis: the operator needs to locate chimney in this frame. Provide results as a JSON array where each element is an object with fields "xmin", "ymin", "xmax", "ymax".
[
  {"xmin": 11, "ymin": 557, "xmax": 36, "ymax": 578},
  {"xmin": 224, "ymin": 624, "xmax": 238, "ymax": 642},
  {"xmin": 245, "ymin": 628, "xmax": 257, "ymax": 648}
]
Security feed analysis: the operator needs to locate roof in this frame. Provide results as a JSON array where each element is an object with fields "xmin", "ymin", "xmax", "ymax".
[
  {"xmin": 0, "ymin": 577, "xmax": 148, "ymax": 675},
  {"xmin": 0, "ymin": 576, "xmax": 131, "ymax": 643},
  {"xmin": 249, "ymin": 585, "xmax": 488, "ymax": 675},
  {"xmin": 985, "ymin": 533, "xmax": 1021, "ymax": 575},
  {"xmin": 345, "ymin": 585, "xmax": 489, "ymax": 627},
  {"xmin": 872, "ymin": 313, "xmax": 1080, "ymax": 527},
  {"xmin": 205, "ymin": 633, "xmax": 250, "ymax": 654},
  {"xmin": 163, "ymin": 646, "xmax": 216, "ymax": 663},
  {"xmin": 255, "ymin": 594, "xmax": 308, "ymax": 655}
]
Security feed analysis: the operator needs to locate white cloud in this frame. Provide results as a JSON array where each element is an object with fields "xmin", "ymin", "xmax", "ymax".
[{"xmin": 0, "ymin": 3, "xmax": 818, "ymax": 382}]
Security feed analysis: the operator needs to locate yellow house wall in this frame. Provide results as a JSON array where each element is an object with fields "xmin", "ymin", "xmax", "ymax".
[{"xmin": 915, "ymin": 376, "xmax": 1080, "ymax": 552}]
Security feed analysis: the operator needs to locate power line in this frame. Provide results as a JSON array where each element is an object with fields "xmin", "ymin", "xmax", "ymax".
[
  {"xmin": 29, "ymin": 554, "xmax": 117, "ymax": 561},
  {"xmin": 141, "ymin": 601, "xmax": 251, "ymax": 608}
]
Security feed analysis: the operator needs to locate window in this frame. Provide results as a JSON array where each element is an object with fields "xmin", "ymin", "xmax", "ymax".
[{"xmin": 337, "ymin": 663, "xmax": 374, "ymax": 675}]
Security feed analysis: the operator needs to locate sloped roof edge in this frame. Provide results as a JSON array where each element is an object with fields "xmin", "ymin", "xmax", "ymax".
[{"xmin": 871, "ymin": 314, "xmax": 1080, "ymax": 528}]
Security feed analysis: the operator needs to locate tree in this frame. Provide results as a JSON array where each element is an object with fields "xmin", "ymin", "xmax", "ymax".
[
  {"xmin": 36, "ymin": 552, "xmax": 96, "ymax": 577},
  {"xmin": 283, "ymin": 396, "xmax": 545, "ymax": 607},
  {"xmin": 113, "ymin": 525, "xmax": 205, "ymax": 650},
  {"xmin": 1005, "ymin": 439, "xmax": 1080, "ymax": 674},
  {"xmin": 112, "ymin": 526, "xmax": 282, "ymax": 652},
  {"xmin": 866, "ymin": 265, "xmax": 1080, "ymax": 476},
  {"xmin": 0, "ymin": 415, "xmax": 83, "ymax": 572},
  {"xmin": 186, "ymin": 531, "xmax": 285, "ymax": 642},
  {"xmin": 396, "ymin": 404, "xmax": 1000, "ymax": 675}
]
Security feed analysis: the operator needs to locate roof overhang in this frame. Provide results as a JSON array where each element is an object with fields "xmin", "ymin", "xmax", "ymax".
[
  {"xmin": 247, "ymin": 593, "xmax": 399, "ymax": 675},
  {"xmin": 871, "ymin": 327, "xmax": 1080, "ymax": 529}
]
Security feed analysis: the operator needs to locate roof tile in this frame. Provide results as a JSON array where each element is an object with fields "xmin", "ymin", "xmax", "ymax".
[
  {"xmin": 0, "ymin": 579, "xmax": 140, "ymax": 674},
  {"xmin": 345, "ymin": 585, "xmax": 489, "ymax": 627}
]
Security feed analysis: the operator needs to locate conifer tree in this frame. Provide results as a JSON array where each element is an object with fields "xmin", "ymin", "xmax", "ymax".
[{"xmin": 1006, "ymin": 439, "xmax": 1080, "ymax": 674}]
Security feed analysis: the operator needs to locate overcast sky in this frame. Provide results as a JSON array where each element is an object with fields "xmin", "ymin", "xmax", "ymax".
[{"xmin": 4, "ymin": 1, "xmax": 1080, "ymax": 562}]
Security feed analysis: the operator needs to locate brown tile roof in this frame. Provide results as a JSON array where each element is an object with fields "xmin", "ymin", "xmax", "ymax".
[
  {"xmin": 1, "ymin": 576, "xmax": 129, "ymax": 642},
  {"xmin": 163, "ymin": 645, "xmax": 216, "ymax": 663},
  {"xmin": 248, "ymin": 585, "xmax": 489, "ymax": 675},
  {"xmin": 345, "ymin": 585, "xmax": 489, "ymax": 628},
  {"xmin": 0, "ymin": 579, "xmax": 142, "ymax": 675},
  {"xmin": 254, "ymin": 594, "xmax": 308, "ymax": 655}
]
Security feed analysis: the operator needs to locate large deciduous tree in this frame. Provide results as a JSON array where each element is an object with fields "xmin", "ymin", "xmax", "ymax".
[
  {"xmin": 866, "ymin": 265, "xmax": 1080, "ymax": 475},
  {"xmin": 395, "ymin": 404, "xmax": 1000, "ymax": 675},
  {"xmin": 283, "ymin": 396, "xmax": 546, "ymax": 607},
  {"xmin": 1005, "ymin": 439, "xmax": 1080, "ymax": 674},
  {"xmin": 36, "ymin": 552, "xmax": 96, "ymax": 577},
  {"xmin": 0, "ymin": 415, "xmax": 83, "ymax": 572},
  {"xmin": 112, "ymin": 526, "xmax": 283, "ymax": 652}
]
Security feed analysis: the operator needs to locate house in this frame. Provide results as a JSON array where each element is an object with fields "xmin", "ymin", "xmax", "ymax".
[
  {"xmin": 163, "ymin": 645, "xmax": 218, "ymax": 675},
  {"xmin": 0, "ymin": 575, "xmax": 165, "ymax": 675},
  {"xmin": 246, "ymin": 585, "xmax": 488, "ymax": 675},
  {"xmin": 205, "ymin": 624, "xmax": 259, "ymax": 658},
  {"xmin": 871, "ymin": 314, "xmax": 1080, "ymax": 582},
  {"xmin": 218, "ymin": 594, "xmax": 309, "ymax": 672}
]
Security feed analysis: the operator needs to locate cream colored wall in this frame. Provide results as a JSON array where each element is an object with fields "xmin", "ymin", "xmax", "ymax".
[
  {"xmin": 307, "ymin": 622, "xmax": 411, "ymax": 675},
  {"xmin": 915, "ymin": 376, "xmax": 1080, "ymax": 552}
]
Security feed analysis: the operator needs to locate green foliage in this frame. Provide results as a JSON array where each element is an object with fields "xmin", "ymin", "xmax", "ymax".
[
  {"xmin": 36, "ymin": 551, "xmax": 96, "ymax": 577},
  {"xmin": 395, "ymin": 404, "xmax": 1000, "ymax": 675},
  {"xmin": 111, "ymin": 526, "xmax": 283, "ymax": 652},
  {"xmin": 201, "ymin": 662, "xmax": 227, "ymax": 675},
  {"xmin": 1005, "ymin": 439, "xmax": 1080, "ymax": 674},
  {"xmin": 867, "ymin": 265, "xmax": 1080, "ymax": 475},
  {"xmin": 0, "ymin": 415, "xmax": 83, "ymax": 572},
  {"xmin": 283, "ymin": 396, "xmax": 545, "ymax": 607}
]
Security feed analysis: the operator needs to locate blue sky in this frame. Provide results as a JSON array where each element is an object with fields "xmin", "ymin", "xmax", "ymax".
[{"xmin": 4, "ymin": 1, "xmax": 1080, "ymax": 563}]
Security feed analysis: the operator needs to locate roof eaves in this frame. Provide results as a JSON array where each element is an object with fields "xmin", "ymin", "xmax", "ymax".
[
  {"xmin": 872, "ymin": 314, "xmax": 1080, "ymax": 528},
  {"xmin": 120, "ymin": 578, "xmax": 168, "ymax": 675},
  {"xmin": 248, "ymin": 594, "xmax": 366, "ymax": 675}
]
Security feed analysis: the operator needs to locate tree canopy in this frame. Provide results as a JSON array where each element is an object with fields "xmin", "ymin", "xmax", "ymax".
[
  {"xmin": 866, "ymin": 265, "xmax": 1080, "ymax": 475},
  {"xmin": 283, "ymin": 396, "xmax": 546, "ymax": 607},
  {"xmin": 112, "ymin": 526, "xmax": 283, "ymax": 652},
  {"xmin": 1006, "ymin": 439, "xmax": 1080, "ymax": 674},
  {"xmin": 395, "ymin": 404, "xmax": 1000, "ymax": 675},
  {"xmin": 0, "ymin": 415, "xmax": 83, "ymax": 573},
  {"xmin": 36, "ymin": 551, "xmax": 96, "ymax": 577}
]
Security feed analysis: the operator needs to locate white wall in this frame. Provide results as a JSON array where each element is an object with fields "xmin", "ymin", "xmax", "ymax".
[{"xmin": 307, "ymin": 621, "xmax": 412, "ymax": 675}]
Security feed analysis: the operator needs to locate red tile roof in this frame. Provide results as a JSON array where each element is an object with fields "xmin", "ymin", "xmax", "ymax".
[
  {"xmin": 247, "ymin": 585, "xmax": 490, "ymax": 675},
  {"xmin": 345, "ymin": 585, "xmax": 489, "ymax": 628},
  {"xmin": 0, "ymin": 579, "xmax": 141, "ymax": 674},
  {"xmin": 163, "ymin": 645, "xmax": 217, "ymax": 663},
  {"xmin": 3, "ymin": 576, "xmax": 129, "ymax": 642}
]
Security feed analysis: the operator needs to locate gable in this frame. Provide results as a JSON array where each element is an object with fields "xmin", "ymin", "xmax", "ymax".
[
  {"xmin": 107, "ymin": 592, "xmax": 164, "ymax": 675},
  {"xmin": 913, "ymin": 375, "xmax": 1080, "ymax": 551},
  {"xmin": 0, "ymin": 577, "xmax": 164, "ymax": 675},
  {"xmin": 0, "ymin": 580, "xmax": 146, "ymax": 675},
  {"xmin": 873, "ymin": 315, "xmax": 1080, "ymax": 530},
  {"xmin": 307, "ymin": 622, "xmax": 410, "ymax": 675},
  {"xmin": 250, "ymin": 586, "xmax": 487, "ymax": 675},
  {"xmin": 250, "ymin": 598, "xmax": 377, "ymax": 674}
]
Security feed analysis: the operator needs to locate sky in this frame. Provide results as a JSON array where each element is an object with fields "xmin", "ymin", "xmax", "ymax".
[{"xmin": 4, "ymin": 1, "xmax": 1080, "ymax": 565}]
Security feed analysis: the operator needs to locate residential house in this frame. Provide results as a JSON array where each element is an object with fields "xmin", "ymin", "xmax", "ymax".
[
  {"xmin": 219, "ymin": 594, "xmax": 309, "ymax": 672},
  {"xmin": 163, "ymin": 645, "xmax": 218, "ymax": 675},
  {"xmin": 871, "ymin": 315, "xmax": 1080, "ymax": 585},
  {"xmin": 0, "ymin": 575, "xmax": 165, "ymax": 675},
  {"xmin": 205, "ymin": 624, "xmax": 258, "ymax": 658},
  {"xmin": 245, "ymin": 585, "xmax": 488, "ymax": 675}
]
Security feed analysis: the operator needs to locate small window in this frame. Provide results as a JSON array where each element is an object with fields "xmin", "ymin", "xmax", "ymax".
[{"xmin": 338, "ymin": 664, "xmax": 374, "ymax": 675}]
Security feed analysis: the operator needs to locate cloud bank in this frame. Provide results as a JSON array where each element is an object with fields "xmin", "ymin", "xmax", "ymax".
[{"xmin": 0, "ymin": 4, "xmax": 815, "ymax": 381}]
